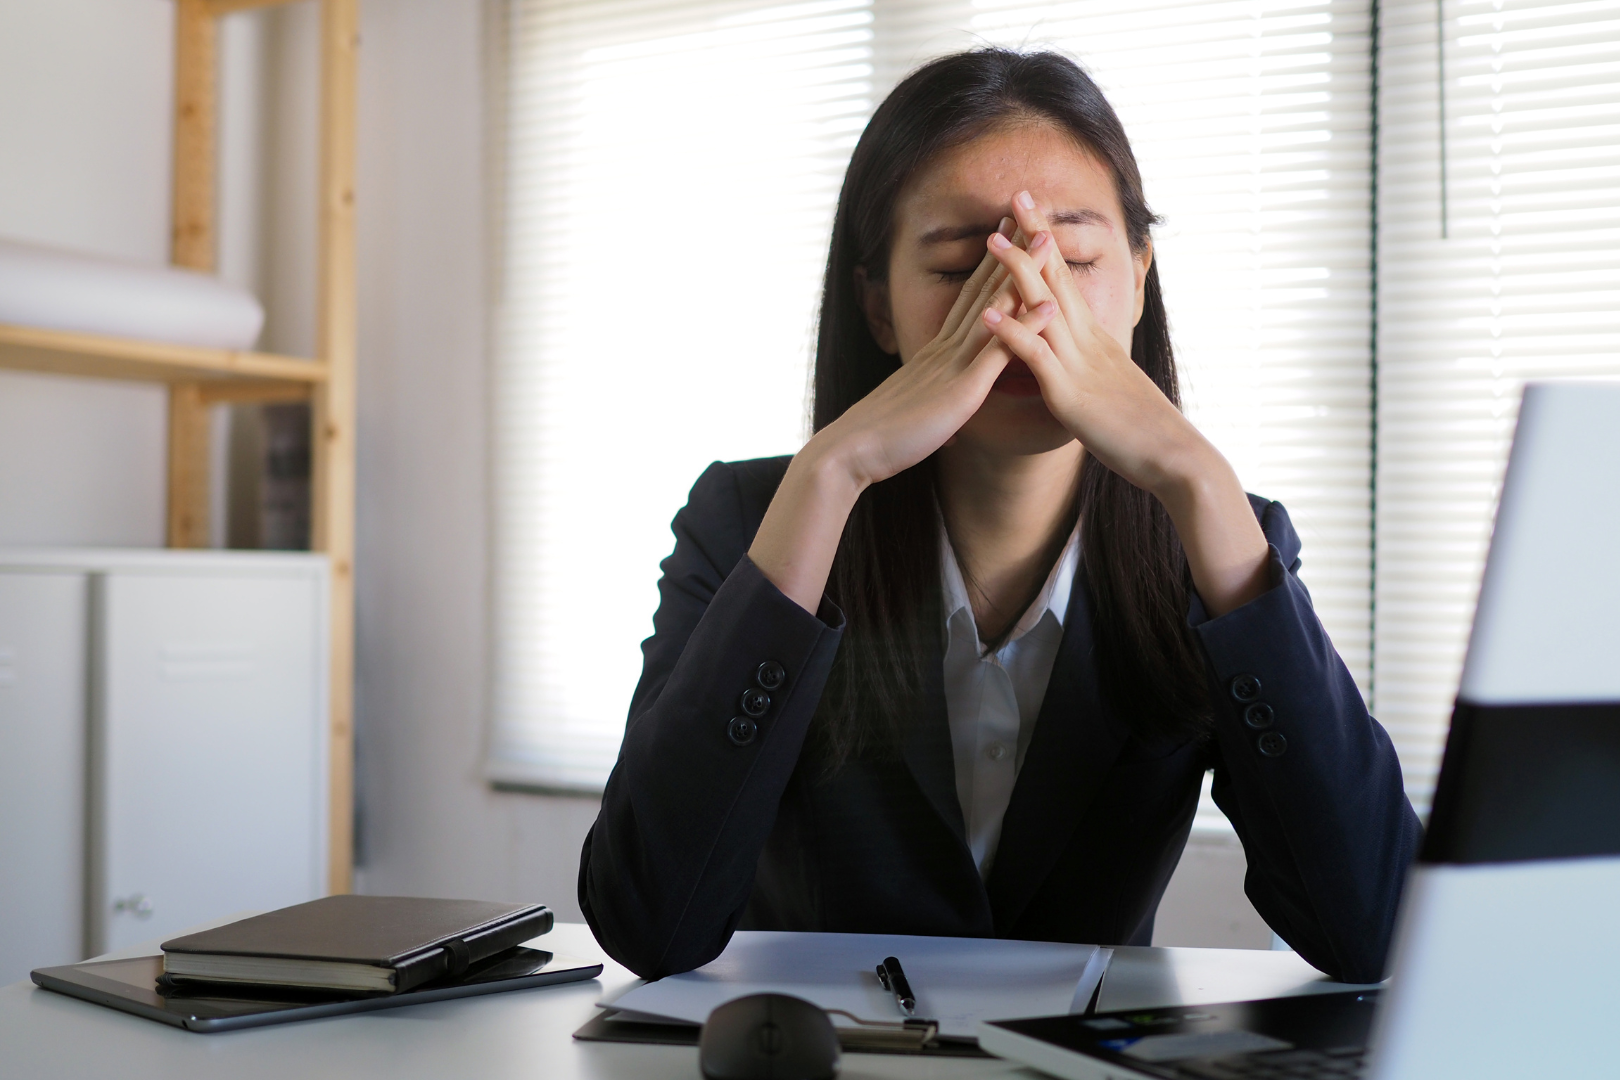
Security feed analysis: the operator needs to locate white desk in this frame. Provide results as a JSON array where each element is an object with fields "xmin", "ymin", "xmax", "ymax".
[{"xmin": 0, "ymin": 923, "xmax": 1369, "ymax": 1080}]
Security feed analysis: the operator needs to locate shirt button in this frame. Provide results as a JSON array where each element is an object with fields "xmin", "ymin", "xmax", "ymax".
[
  {"xmin": 985, "ymin": 742, "xmax": 1008, "ymax": 762},
  {"xmin": 1257, "ymin": 731, "xmax": 1288, "ymax": 757},
  {"xmin": 727, "ymin": 716, "xmax": 757, "ymax": 746},
  {"xmin": 755, "ymin": 661, "xmax": 786, "ymax": 691},
  {"xmin": 1230, "ymin": 673, "xmax": 1263, "ymax": 703},
  {"xmin": 1244, "ymin": 702, "xmax": 1275, "ymax": 729},
  {"xmin": 740, "ymin": 688, "xmax": 770, "ymax": 718}
]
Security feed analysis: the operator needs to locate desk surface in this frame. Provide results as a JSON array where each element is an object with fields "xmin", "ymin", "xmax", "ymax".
[{"xmin": 1, "ymin": 923, "xmax": 1366, "ymax": 1080}]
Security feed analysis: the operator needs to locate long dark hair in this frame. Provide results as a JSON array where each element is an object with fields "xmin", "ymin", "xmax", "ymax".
[{"xmin": 810, "ymin": 48, "xmax": 1214, "ymax": 764}]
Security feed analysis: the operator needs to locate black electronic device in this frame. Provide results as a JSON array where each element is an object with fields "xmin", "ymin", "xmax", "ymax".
[
  {"xmin": 31, "ymin": 946, "xmax": 601, "ymax": 1032},
  {"xmin": 979, "ymin": 990, "xmax": 1378, "ymax": 1080},
  {"xmin": 699, "ymin": 992, "xmax": 841, "ymax": 1080}
]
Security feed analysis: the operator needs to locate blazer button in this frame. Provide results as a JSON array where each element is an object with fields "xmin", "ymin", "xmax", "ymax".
[
  {"xmin": 1257, "ymin": 731, "xmax": 1288, "ymax": 757},
  {"xmin": 1230, "ymin": 673, "xmax": 1263, "ymax": 703},
  {"xmin": 740, "ymin": 687, "xmax": 770, "ymax": 718},
  {"xmin": 755, "ymin": 660, "xmax": 786, "ymax": 691},
  {"xmin": 1244, "ymin": 702, "xmax": 1275, "ymax": 730},
  {"xmin": 727, "ymin": 716, "xmax": 757, "ymax": 746}
]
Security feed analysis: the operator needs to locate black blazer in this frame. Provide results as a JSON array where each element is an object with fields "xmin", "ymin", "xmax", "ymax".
[{"xmin": 579, "ymin": 457, "xmax": 1420, "ymax": 983}]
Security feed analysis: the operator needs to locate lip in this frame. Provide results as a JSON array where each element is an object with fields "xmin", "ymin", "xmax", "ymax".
[{"xmin": 992, "ymin": 359, "xmax": 1043, "ymax": 397}]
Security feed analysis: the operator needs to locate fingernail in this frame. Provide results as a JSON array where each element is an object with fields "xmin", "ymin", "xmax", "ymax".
[
  {"xmin": 1016, "ymin": 191, "xmax": 1035, "ymax": 210},
  {"xmin": 983, "ymin": 308, "xmax": 1004, "ymax": 325},
  {"xmin": 998, "ymin": 216, "xmax": 1014, "ymax": 236},
  {"xmin": 1037, "ymin": 300, "xmax": 1056, "ymax": 315},
  {"xmin": 1029, "ymin": 231, "xmax": 1049, "ymax": 251},
  {"xmin": 988, "ymin": 232, "xmax": 1012, "ymax": 250}
]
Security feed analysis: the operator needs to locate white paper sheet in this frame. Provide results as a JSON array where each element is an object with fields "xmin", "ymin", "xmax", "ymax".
[
  {"xmin": 606, "ymin": 930, "xmax": 1112, "ymax": 1039},
  {"xmin": 0, "ymin": 237, "xmax": 265, "ymax": 350}
]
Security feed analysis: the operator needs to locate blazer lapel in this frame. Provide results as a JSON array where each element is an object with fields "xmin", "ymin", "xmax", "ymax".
[
  {"xmin": 986, "ymin": 564, "xmax": 1129, "ymax": 933},
  {"xmin": 901, "ymin": 623, "xmax": 968, "ymax": 844}
]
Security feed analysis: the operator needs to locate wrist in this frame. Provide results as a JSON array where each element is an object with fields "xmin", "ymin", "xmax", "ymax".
[
  {"xmin": 1147, "ymin": 431, "xmax": 1230, "ymax": 518},
  {"xmin": 798, "ymin": 425, "xmax": 875, "ymax": 503},
  {"xmin": 748, "ymin": 433, "xmax": 868, "ymax": 616},
  {"xmin": 1149, "ymin": 437, "xmax": 1271, "ymax": 618}
]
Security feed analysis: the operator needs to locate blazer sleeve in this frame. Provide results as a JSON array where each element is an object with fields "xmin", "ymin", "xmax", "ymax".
[
  {"xmin": 578, "ymin": 461, "xmax": 845, "ymax": 979},
  {"xmin": 1190, "ymin": 498, "xmax": 1422, "ymax": 984}
]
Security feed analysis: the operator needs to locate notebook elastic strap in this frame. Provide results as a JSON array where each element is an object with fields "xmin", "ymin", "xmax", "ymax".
[{"xmin": 442, "ymin": 937, "xmax": 472, "ymax": 979}]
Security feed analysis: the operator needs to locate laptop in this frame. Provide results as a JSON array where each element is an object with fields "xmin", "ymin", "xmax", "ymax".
[{"xmin": 980, "ymin": 381, "xmax": 1620, "ymax": 1080}]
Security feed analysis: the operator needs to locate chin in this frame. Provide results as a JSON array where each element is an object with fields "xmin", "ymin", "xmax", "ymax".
[{"xmin": 956, "ymin": 395, "xmax": 1078, "ymax": 457}]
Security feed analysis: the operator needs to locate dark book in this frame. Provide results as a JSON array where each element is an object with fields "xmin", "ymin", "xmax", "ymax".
[{"xmin": 160, "ymin": 895, "xmax": 554, "ymax": 995}]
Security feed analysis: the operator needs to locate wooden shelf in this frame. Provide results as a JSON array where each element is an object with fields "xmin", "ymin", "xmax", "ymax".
[
  {"xmin": 9, "ymin": 0, "xmax": 359, "ymax": 893},
  {"xmin": 0, "ymin": 322, "xmax": 325, "ymax": 399},
  {"xmin": 206, "ymin": 0, "xmax": 308, "ymax": 15}
]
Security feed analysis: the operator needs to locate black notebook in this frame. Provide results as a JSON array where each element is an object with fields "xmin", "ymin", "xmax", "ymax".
[{"xmin": 160, "ymin": 895, "xmax": 554, "ymax": 994}]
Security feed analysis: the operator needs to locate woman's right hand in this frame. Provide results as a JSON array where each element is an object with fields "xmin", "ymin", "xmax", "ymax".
[
  {"xmin": 815, "ymin": 221, "xmax": 1042, "ymax": 488},
  {"xmin": 747, "ymin": 219, "xmax": 1058, "ymax": 613}
]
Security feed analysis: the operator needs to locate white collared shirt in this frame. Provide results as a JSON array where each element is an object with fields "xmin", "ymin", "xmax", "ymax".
[{"xmin": 939, "ymin": 520, "xmax": 1080, "ymax": 878}]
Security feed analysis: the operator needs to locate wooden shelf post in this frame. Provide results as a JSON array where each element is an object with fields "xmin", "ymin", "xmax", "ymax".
[
  {"xmin": 168, "ymin": 0, "xmax": 219, "ymax": 549},
  {"xmin": 165, "ymin": 381, "xmax": 213, "ymax": 544},
  {"xmin": 162, "ymin": 0, "xmax": 357, "ymax": 892},
  {"xmin": 312, "ymin": 0, "xmax": 360, "ymax": 895}
]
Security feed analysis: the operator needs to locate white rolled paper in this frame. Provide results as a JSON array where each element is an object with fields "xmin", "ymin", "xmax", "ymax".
[{"xmin": 0, "ymin": 236, "xmax": 266, "ymax": 351}]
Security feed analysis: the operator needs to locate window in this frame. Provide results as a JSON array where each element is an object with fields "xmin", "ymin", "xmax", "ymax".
[
  {"xmin": 1376, "ymin": 0, "xmax": 1620, "ymax": 811},
  {"xmin": 961, "ymin": 0, "xmax": 1377, "ymax": 830},
  {"xmin": 490, "ymin": 0, "xmax": 1378, "ymax": 794},
  {"xmin": 490, "ymin": 0, "xmax": 877, "ymax": 790},
  {"xmin": 974, "ymin": 0, "xmax": 1378, "ymax": 672}
]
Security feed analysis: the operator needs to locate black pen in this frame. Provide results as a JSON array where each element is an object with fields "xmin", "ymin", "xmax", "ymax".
[{"xmin": 875, "ymin": 955, "xmax": 917, "ymax": 1017}]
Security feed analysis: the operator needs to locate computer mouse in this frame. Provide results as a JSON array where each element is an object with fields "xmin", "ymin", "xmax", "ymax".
[{"xmin": 698, "ymin": 992, "xmax": 840, "ymax": 1080}]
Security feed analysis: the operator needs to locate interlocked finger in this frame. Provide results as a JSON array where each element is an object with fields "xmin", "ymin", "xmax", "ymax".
[
  {"xmin": 939, "ymin": 250, "xmax": 1030, "ymax": 371},
  {"xmin": 988, "ymin": 231, "xmax": 1058, "ymax": 309},
  {"xmin": 939, "ymin": 217, "xmax": 1017, "ymax": 341},
  {"xmin": 1007, "ymin": 192, "xmax": 1106, "ymax": 344},
  {"xmin": 987, "ymin": 230, "xmax": 1081, "ymax": 360},
  {"xmin": 981, "ymin": 299, "xmax": 1063, "ymax": 377},
  {"xmin": 984, "ymin": 298, "xmax": 1058, "ymax": 334}
]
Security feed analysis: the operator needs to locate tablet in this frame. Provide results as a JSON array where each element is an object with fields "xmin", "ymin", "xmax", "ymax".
[{"xmin": 31, "ymin": 946, "xmax": 603, "ymax": 1032}]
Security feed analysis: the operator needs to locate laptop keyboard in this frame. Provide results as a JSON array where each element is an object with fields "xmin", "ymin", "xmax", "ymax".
[{"xmin": 1173, "ymin": 1046, "xmax": 1367, "ymax": 1080}]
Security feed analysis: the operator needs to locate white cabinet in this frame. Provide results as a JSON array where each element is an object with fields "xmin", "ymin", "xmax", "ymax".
[
  {"xmin": 0, "ymin": 573, "xmax": 88, "ymax": 985},
  {"xmin": 93, "ymin": 565, "xmax": 329, "ymax": 953},
  {"xmin": 0, "ymin": 551, "xmax": 329, "ymax": 979}
]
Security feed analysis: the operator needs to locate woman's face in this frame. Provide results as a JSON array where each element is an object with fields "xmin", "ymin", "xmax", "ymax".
[{"xmin": 864, "ymin": 120, "xmax": 1152, "ymax": 456}]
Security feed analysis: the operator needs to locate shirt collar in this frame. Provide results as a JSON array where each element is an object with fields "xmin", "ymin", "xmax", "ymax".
[{"xmin": 940, "ymin": 515, "xmax": 1081, "ymax": 650}]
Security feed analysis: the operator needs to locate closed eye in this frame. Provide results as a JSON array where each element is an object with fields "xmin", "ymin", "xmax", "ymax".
[
  {"xmin": 1067, "ymin": 259, "xmax": 1099, "ymax": 275},
  {"xmin": 933, "ymin": 268, "xmax": 977, "ymax": 283}
]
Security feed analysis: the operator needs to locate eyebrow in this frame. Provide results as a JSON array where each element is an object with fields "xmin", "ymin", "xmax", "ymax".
[
  {"xmin": 918, "ymin": 208, "xmax": 1112, "ymax": 244},
  {"xmin": 1051, "ymin": 208, "xmax": 1112, "ymax": 229}
]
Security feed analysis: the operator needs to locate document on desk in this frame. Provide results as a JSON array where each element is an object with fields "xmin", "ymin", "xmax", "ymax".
[{"xmin": 604, "ymin": 931, "xmax": 1112, "ymax": 1039}]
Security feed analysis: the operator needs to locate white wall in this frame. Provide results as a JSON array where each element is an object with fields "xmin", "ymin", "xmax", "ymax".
[
  {"xmin": 1153, "ymin": 830, "xmax": 1271, "ymax": 949},
  {"xmin": 0, "ymin": 1, "xmax": 173, "ymax": 262},
  {"xmin": 342, "ymin": 0, "xmax": 600, "ymax": 917},
  {"xmin": 0, "ymin": 0, "xmax": 172, "ymax": 546}
]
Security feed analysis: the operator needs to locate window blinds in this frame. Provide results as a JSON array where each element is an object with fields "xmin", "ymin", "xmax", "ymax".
[
  {"xmin": 1376, "ymin": 0, "xmax": 1620, "ymax": 812},
  {"xmin": 960, "ymin": 0, "xmax": 1377, "ymax": 689},
  {"xmin": 491, "ymin": 0, "xmax": 1375, "ymax": 792},
  {"xmin": 490, "ymin": 0, "xmax": 877, "ymax": 789},
  {"xmin": 952, "ymin": 0, "xmax": 1376, "ymax": 832}
]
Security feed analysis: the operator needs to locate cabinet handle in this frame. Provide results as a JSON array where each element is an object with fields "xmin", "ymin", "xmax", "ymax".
[{"xmin": 113, "ymin": 894, "xmax": 154, "ymax": 919}]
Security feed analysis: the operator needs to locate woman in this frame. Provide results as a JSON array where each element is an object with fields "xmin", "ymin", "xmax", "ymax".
[{"xmin": 578, "ymin": 49, "xmax": 1419, "ymax": 984}]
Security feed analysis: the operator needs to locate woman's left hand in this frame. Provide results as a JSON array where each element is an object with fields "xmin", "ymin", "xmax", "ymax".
[{"xmin": 983, "ymin": 191, "xmax": 1273, "ymax": 617}]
